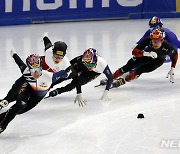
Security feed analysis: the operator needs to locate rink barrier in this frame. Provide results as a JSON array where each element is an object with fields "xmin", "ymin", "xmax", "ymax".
[{"xmin": 0, "ymin": 0, "xmax": 180, "ymax": 26}]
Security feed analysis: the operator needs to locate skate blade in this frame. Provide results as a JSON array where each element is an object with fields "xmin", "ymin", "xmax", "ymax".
[
  {"xmin": 110, "ymin": 86, "xmax": 118, "ymax": 89},
  {"xmin": 44, "ymin": 96, "xmax": 50, "ymax": 99},
  {"xmin": 94, "ymin": 84, "xmax": 104, "ymax": 87}
]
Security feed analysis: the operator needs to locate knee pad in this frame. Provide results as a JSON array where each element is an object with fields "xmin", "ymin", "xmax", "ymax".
[
  {"xmin": 113, "ymin": 68, "xmax": 123, "ymax": 79},
  {"xmin": 125, "ymin": 71, "xmax": 139, "ymax": 82}
]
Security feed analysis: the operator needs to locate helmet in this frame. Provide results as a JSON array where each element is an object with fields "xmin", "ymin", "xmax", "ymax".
[
  {"xmin": 82, "ymin": 48, "xmax": 97, "ymax": 65},
  {"xmin": 52, "ymin": 41, "xmax": 67, "ymax": 57},
  {"xmin": 149, "ymin": 16, "xmax": 163, "ymax": 28},
  {"xmin": 26, "ymin": 54, "xmax": 42, "ymax": 70},
  {"xmin": 150, "ymin": 28, "xmax": 165, "ymax": 41}
]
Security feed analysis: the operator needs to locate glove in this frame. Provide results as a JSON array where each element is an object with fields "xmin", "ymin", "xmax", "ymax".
[
  {"xmin": 166, "ymin": 67, "xmax": 175, "ymax": 83},
  {"xmin": 41, "ymin": 32, "xmax": 49, "ymax": 41},
  {"xmin": 10, "ymin": 47, "xmax": 17, "ymax": 57},
  {"xmin": 132, "ymin": 43, "xmax": 138, "ymax": 49},
  {"xmin": 58, "ymin": 70, "xmax": 68, "ymax": 78},
  {"xmin": 49, "ymin": 89, "xmax": 59, "ymax": 97},
  {"xmin": 74, "ymin": 93, "xmax": 87, "ymax": 107},
  {"xmin": 0, "ymin": 100, "xmax": 9, "ymax": 109},
  {"xmin": 100, "ymin": 90, "xmax": 111, "ymax": 103},
  {"xmin": 132, "ymin": 48, "xmax": 157, "ymax": 59},
  {"xmin": 144, "ymin": 51, "xmax": 157, "ymax": 59}
]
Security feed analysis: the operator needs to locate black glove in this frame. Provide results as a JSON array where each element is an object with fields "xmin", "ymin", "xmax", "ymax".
[{"xmin": 49, "ymin": 89, "xmax": 59, "ymax": 97}]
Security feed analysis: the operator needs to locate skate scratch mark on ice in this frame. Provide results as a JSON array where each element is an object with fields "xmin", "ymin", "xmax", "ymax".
[
  {"xmin": 114, "ymin": 123, "xmax": 147, "ymax": 154},
  {"xmin": 19, "ymin": 131, "xmax": 55, "ymax": 138},
  {"xmin": 114, "ymin": 127, "xmax": 131, "ymax": 154},
  {"xmin": 0, "ymin": 144, "xmax": 19, "ymax": 154},
  {"xmin": 80, "ymin": 138, "xmax": 105, "ymax": 153}
]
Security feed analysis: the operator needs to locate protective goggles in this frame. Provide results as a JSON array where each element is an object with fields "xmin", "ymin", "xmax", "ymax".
[
  {"xmin": 53, "ymin": 54, "xmax": 64, "ymax": 59},
  {"xmin": 30, "ymin": 67, "xmax": 42, "ymax": 73},
  {"xmin": 149, "ymin": 26, "xmax": 159, "ymax": 31},
  {"xmin": 84, "ymin": 63, "xmax": 96, "ymax": 67},
  {"xmin": 152, "ymin": 39, "xmax": 162, "ymax": 43},
  {"xmin": 150, "ymin": 27, "xmax": 154, "ymax": 31}
]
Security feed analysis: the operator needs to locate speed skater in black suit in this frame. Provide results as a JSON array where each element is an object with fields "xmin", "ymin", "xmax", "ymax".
[
  {"xmin": 100, "ymin": 28, "xmax": 176, "ymax": 88},
  {"xmin": 0, "ymin": 53, "xmax": 68, "ymax": 134},
  {"xmin": 46, "ymin": 48, "xmax": 113, "ymax": 107},
  {"xmin": 0, "ymin": 33, "xmax": 73, "ymax": 109}
]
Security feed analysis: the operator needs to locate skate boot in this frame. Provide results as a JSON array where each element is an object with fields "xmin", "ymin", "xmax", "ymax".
[
  {"xmin": 95, "ymin": 79, "xmax": 107, "ymax": 87},
  {"xmin": 100, "ymin": 79, "xmax": 108, "ymax": 85},
  {"xmin": 111, "ymin": 78, "xmax": 126, "ymax": 89},
  {"xmin": 0, "ymin": 123, "xmax": 6, "ymax": 134},
  {"xmin": 0, "ymin": 100, "xmax": 9, "ymax": 110}
]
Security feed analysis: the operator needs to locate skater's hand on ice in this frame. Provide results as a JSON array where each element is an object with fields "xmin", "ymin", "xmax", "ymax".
[
  {"xmin": 166, "ymin": 67, "xmax": 175, "ymax": 83},
  {"xmin": 100, "ymin": 90, "xmax": 111, "ymax": 103},
  {"xmin": 74, "ymin": 93, "xmax": 87, "ymax": 107}
]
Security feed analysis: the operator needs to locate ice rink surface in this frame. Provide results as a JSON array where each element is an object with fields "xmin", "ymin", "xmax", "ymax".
[{"xmin": 0, "ymin": 18, "xmax": 180, "ymax": 154}]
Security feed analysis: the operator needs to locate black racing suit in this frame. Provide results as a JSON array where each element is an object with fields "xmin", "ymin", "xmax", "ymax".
[
  {"xmin": 1, "ymin": 36, "xmax": 73, "ymax": 103},
  {"xmin": 0, "ymin": 54, "xmax": 44, "ymax": 128},
  {"xmin": 121, "ymin": 37, "xmax": 176, "ymax": 77},
  {"xmin": 51, "ymin": 55, "xmax": 101, "ymax": 94},
  {"xmin": 0, "ymin": 54, "xmax": 67, "ymax": 130}
]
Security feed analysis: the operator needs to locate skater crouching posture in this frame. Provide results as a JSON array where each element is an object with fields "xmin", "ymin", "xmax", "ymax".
[
  {"xmin": 0, "ymin": 33, "xmax": 73, "ymax": 109},
  {"xmin": 100, "ymin": 28, "xmax": 176, "ymax": 88},
  {"xmin": 137, "ymin": 16, "xmax": 180, "ymax": 83},
  {"xmin": 0, "ymin": 53, "xmax": 68, "ymax": 134},
  {"xmin": 47, "ymin": 48, "xmax": 113, "ymax": 106}
]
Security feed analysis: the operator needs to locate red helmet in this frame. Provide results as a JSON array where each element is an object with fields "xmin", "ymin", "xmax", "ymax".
[
  {"xmin": 150, "ymin": 28, "xmax": 165, "ymax": 41},
  {"xmin": 82, "ymin": 48, "xmax": 97, "ymax": 64},
  {"xmin": 26, "ymin": 54, "xmax": 42, "ymax": 70}
]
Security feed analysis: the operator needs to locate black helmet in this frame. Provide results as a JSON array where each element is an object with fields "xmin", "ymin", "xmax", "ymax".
[{"xmin": 52, "ymin": 41, "xmax": 67, "ymax": 57}]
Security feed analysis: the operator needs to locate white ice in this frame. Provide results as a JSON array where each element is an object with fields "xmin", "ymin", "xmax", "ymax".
[{"xmin": 0, "ymin": 18, "xmax": 180, "ymax": 154}]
